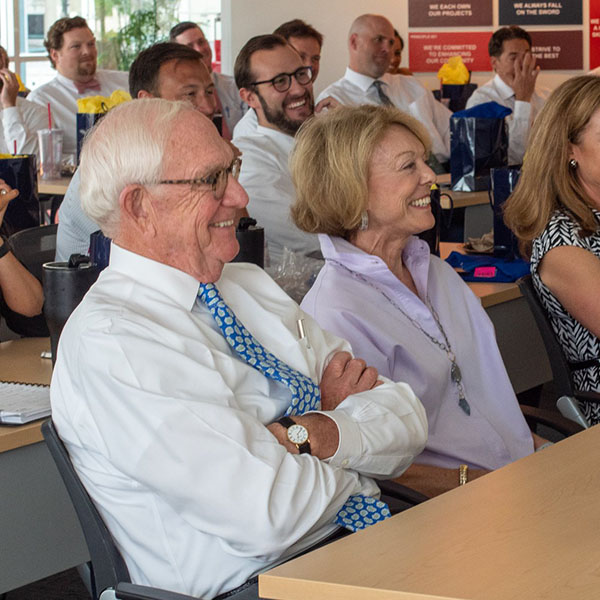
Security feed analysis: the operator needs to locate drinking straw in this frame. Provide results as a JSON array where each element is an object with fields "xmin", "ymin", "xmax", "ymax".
[
  {"xmin": 13, "ymin": 140, "xmax": 16, "ymax": 155},
  {"xmin": 47, "ymin": 103, "xmax": 53, "ymax": 178}
]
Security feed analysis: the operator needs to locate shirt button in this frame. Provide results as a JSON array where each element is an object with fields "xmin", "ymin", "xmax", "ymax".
[{"xmin": 342, "ymin": 459, "xmax": 349, "ymax": 466}]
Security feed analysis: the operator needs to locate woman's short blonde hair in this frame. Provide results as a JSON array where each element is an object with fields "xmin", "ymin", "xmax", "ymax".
[
  {"xmin": 290, "ymin": 104, "xmax": 431, "ymax": 237},
  {"xmin": 504, "ymin": 75, "xmax": 600, "ymax": 258}
]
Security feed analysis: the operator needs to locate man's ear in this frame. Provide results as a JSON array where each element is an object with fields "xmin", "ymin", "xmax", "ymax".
[
  {"xmin": 137, "ymin": 89, "xmax": 154, "ymax": 99},
  {"xmin": 239, "ymin": 87, "xmax": 261, "ymax": 111},
  {"xmin": 119, "ymin": 184, "xmax": 157, "ymax": 238},
  {"xmin": 490, "ymin": 56, "xmax": 498, "ymax": 72},
  {"xmin": 50, "ymin": 48, "xmax": 59, "ymax": 67},
  {"xmin": 349, "ymin": 33, "xmax": 359, "ymax": 52}
]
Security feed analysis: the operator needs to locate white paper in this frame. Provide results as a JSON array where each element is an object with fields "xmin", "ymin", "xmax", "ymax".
[{"xmin": 0, "ymin": 382, "xmax": 50, "ymax": 424}]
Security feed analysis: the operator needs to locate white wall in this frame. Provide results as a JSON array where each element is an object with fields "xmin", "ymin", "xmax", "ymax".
[
  {"xmin": 223, "ymin": 0, "xmax": 590, "ymax": 97},
  {"xmin": 223, "ymin": 0, "xmax": 405, "ymax": 97}
]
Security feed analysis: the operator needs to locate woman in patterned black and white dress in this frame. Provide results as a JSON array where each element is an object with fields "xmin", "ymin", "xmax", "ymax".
[{"xmin": 505, "ymin": 75, "xmax": 600, "ymax": 425}]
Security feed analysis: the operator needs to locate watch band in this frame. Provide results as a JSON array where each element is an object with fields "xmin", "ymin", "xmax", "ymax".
[
  {"xmin": 276, "ymin": 416, "xmax": 311, "ymax": 455},
  {"xmin": 0, "ymin": 237, "xmax": 11, "ymax": 260}
]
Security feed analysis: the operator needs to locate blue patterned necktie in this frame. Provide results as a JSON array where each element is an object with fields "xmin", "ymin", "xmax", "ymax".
[{"xmin": 198, "ymin": 283, "xmax": 391, "ymax": 532}]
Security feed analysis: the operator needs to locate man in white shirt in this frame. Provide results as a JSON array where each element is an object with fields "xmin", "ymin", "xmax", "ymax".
[
  {"xmin": 233, "ymin": 19, "xmax": 335, "ymax": 138},
  {"xmin": 0, "ymin": 44, "xmax": 47, "ymax": 155},
  {"xmin": 318, "ymin": 14, "xmax": 452, "ymax": 165},
  {"xmin": 55, "ymin": 42, "xmax": 217, "ymax": 261},
  {"xmin": 170, "ymin": 21, "xmax": 247, "ymax": 139},
  {"xmin": 466, "ymin": 26, "xmax": 550, "ymax": 165},
  {"xmin": 23, "ymin": 16, "xmax": 129, "ymax": 158},
  {"xmin": 0, "ymin": 69, "xmax": 47, "ymax": 155},
  {"xmin": 51, "ymin": 97, "xmax": 427, "ymax": 599},
  {"xmin": 233, "ymin": 34, "xmax": 322, "ymax": 267}
]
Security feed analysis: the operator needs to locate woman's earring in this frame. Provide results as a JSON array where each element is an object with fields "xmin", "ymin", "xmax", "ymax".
[
  {"xmin": 569, "ymin": 158, "xmax": 578, "ymax": 169},
  {"xmin": 358, "ymin": 211, "xmax": 369, "ymax": 231}
]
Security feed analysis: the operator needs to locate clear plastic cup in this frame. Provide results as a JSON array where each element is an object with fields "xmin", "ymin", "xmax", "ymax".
[{"xmin": 37, "ymin": 129, "xmax": 64, "ymax": 180}]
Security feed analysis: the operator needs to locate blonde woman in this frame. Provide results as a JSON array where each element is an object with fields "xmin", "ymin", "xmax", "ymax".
[
  {"xmin": 505, "ymin": 75, "xmax": 600, "ymax": 425},
  {"xmin": 291, "ymin": 104, "xmax": 544, "ymax": 497}
]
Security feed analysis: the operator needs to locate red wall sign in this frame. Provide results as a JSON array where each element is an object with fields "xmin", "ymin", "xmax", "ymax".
[
  {"xmin": 530, "ymin": 30, "xmax": 583, "ymax": 70},
  {"xmin": 409, "ymin": 32, "xmax": 492, "ymax": 73},
  {"xmin": 409, "ymin": 0, "xmax": 493, "ymax": 27},
  {"xmin": 591, "ymin": 0, "xmax": 600, "ymax": 69}
]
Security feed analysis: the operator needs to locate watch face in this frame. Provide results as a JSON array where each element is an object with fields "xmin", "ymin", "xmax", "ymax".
[{"xmin": 287, "ymin": 424, "xmax": 309, "ymax": 445}]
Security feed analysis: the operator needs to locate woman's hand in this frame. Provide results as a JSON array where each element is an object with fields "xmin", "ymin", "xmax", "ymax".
[
  {"xmin": 0, "ymin": 179, "xmax": 19, "ymax": 227},
  {"xmin": 0, "ymin": 69, "xmax": 20, "ymax": 109}
]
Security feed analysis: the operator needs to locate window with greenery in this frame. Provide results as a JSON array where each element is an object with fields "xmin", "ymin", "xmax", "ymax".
[{"xmin": 0, "ymin": 0, "xmax": 221, "ymax": 88}]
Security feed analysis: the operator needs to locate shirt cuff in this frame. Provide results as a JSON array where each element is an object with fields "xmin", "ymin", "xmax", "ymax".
[
  {"xmin": 1, "ymin": 105, "xmax": 19, "ymax": 121},
  {"xmin": 310, "ymin": 409, "xmax": 361, "ymax": 468},
  {"xmin": 513, "ymin": 100, "xmax": 532, "ymax": 121}
]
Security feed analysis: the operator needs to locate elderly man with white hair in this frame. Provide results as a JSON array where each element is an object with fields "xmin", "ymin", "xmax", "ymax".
[
  {"xmin": 50, "ymin": 98, "xmax": 427, "ymax": 599},
  {"xmin": 318, "ymin": 13, "xmax": 452, "ymax": 166}
]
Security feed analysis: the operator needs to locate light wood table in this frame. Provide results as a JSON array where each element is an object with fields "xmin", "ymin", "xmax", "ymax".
[
  {"xmin": 440, "ymin": 242, "xmax": 520, "ymax": 309},
  {"xmin": 0, "ymin": 337, "xmax": 88, "ymax": 594},
  {"xmin": 38, "ymin": 175, "xmax": 71, "ymax": 196},
  {"xmin": 261, "ymin": 426, "xmax": 600, "ymax": 600}
]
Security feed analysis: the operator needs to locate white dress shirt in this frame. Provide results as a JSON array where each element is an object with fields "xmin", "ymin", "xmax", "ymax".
[
  {"xmin": 50, "ymin": 244, "xmax": 427, "ymax": 599},
  {"xmin": 466, "ymin": 74, "xmax": 549, "ymax": 165},
  {"xmin": 232, "ymin": 107, "xmax": 257, "ymax": 138},
  {"xmin": 318, "ymin": 68, "xmax": 452, "ymax": 162},
  {"xmin": 234, "ymin": 125, "xmax": 320, "ymax": 267},
  {"xmin": 213, "ymin": 71, "xmax": 247, "ymax": 134},
  {"xmin": 28, "ymin": 69, "xmax": 129, "ymax": 156},
  {"xmin": 1, "ymin": 97, "xmax": 48, "ymax": 155}
]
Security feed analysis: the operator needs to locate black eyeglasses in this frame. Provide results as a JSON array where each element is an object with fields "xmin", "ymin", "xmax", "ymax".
[
  {"xmin": 251, "ymin": 66, "xmax": 313, "ymax": 93},
  {"xmin": 158, "ymin": 157, "xmax": 242, "ymax": 200}
]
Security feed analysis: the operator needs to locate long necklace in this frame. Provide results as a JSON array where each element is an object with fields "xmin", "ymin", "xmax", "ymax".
[{"xmin": 330, "ymin": 260, "xmax": 471, "ymax": 416}]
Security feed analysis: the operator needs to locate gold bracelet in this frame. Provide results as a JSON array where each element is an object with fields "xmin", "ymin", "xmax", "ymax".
[{"xmin": 459, "ymin": 464, "xmax": 468, "ymax": 486}]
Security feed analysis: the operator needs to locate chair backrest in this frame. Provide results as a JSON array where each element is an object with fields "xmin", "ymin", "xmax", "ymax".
[
  {"xmin": 42, "ymin": 419, "xmax": 131, "ymax": 599},
  {"xmin": 517, "ymin": 275, "xmax": 575, "ymax": 397},
  {"xmin": 8, "ymin": 224, "xmax": 58, "ymax": 281}
]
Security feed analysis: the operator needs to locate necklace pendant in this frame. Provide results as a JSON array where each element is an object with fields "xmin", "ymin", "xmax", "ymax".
[
  {"xmin": 451, "ymin": 362, "xmax": 462, "ymax": 384},
  {"xmin": 458, "ymin": 395, "xmax": 471, "ymax": 416}
]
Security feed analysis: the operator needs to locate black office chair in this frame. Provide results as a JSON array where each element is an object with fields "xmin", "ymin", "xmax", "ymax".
[
  {"xmin": 8, "ymin": 223, "xmax": 57, "ymax": 282},
  {"xmin": 41, "ymin": 420, "xmax": 197, "ymax": 600},
  {"xmin": 517, "ymin": 275, "xmax": 600, "ymax": 428}
]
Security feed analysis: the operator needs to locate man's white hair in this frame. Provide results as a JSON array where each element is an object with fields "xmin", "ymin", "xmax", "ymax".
[{"xmin": 79, "ymin": 98, "xmax": 193, "ymax": 239}]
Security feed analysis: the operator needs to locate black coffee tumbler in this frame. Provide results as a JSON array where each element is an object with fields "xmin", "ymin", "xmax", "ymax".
[{"xmin": 43, "ymin": 255, "xmax": 100, "ymax": 365}]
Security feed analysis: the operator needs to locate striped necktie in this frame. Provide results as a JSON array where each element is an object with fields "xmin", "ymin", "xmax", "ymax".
[
  {"xmin": 372, "ymin": 80, "xmax": 393, "ymax": 107},
  {"xmin": 198, "ymin": 283, "xmax": 391, "ymax": 532}
]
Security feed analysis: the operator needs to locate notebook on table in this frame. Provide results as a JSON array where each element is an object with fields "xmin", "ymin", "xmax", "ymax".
[{"xmin": 0, "ymin": 381, "xmax": 50, "ymax": 425}]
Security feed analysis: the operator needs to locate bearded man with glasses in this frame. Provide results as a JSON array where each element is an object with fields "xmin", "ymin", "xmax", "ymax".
[{"xmin": 233, "ymin": 34, "xmax": 325, "ymax": 269}]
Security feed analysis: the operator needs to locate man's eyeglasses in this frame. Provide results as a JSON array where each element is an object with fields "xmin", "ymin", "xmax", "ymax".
[
  {"xmin": 251, "ymin": 66, "xmax": 313, "ymax": 93},
  {"xmin": 158, "ymin": 157, "xmax": 242, "ymax": 200}
]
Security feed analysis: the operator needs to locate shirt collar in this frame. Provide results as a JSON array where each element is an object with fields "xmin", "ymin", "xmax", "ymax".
[
  {"xmin": 55, "ymin": 71, "xmax": 80, "ymax": 92},
  {"xmin": 108, "ymin": 243, "xmax": 201, "ymax": 312},
  {"xmin": 255, "ymin": 124, "xmax": 295, "ymax": 148},
  {"xmin": 319, "ymin": 233, "xmax": 430, "ymax": 273},
  {"xmin": 344, "ymin": 67, "xmax": 378, "ymax": 92},
  {"xmin": 493, "ymin": 74, "xmax": 515, "ymax": 100},
  {"xmin": 319, "ymin": 233, "xmax": 432, "ymax": 299}
]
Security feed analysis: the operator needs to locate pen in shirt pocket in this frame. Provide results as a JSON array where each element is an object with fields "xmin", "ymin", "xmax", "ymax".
[{"xmin": 296, "ymin": 318, "xmax": 311, "ymax": 349}]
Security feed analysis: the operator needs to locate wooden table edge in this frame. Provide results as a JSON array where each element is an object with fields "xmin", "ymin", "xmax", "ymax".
[
  {"xmin": 0, "ymin": 420, "xmax": 44, "ymax": 453},
  {"xmin": 259, "ymin": 573, "xmax": 463, "ymax": 600}
]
